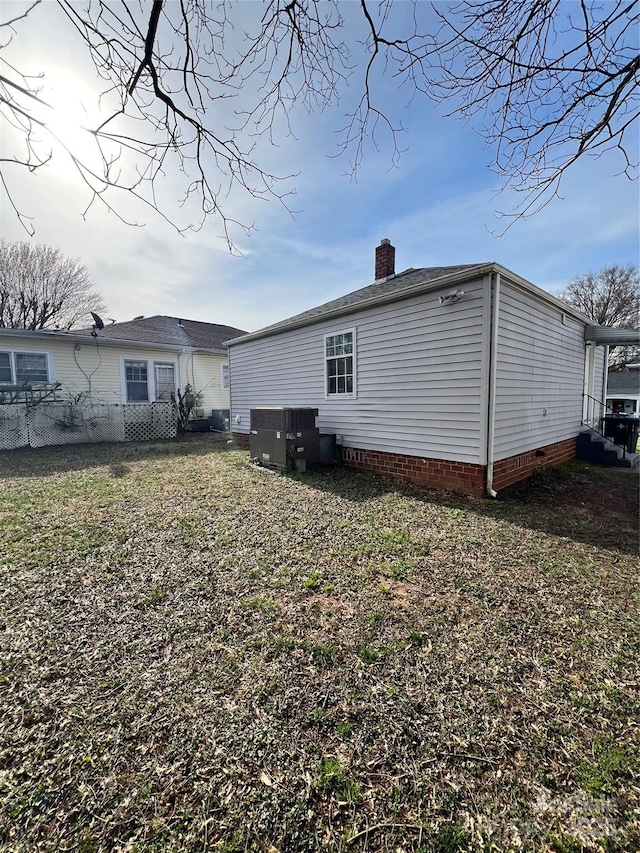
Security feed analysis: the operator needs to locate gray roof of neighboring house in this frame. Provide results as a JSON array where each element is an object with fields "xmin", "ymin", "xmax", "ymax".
[
  {"xmin": 79, "ymin": 315, "xmax": 247, "ymax": 351},
  {"xmin": 607, "ymin": 370, "xmax": 640, "ymax": 396}
]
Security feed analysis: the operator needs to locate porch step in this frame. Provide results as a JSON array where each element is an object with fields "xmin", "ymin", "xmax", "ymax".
[{"xmin": 577, "ymin": 430, "xmax": 639, "ymax": 468}]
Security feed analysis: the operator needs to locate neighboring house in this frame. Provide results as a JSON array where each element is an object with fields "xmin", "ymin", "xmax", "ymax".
[
  {"xmin": 0, "ymin": 315, "xmax": 246, "ymax": 417},
  {"xmin": 605, "ymin": 367, "xmax": 640, "ymax": 415},
  {"xmin": 227, "ymin": 239, "xmax": 631, "ymax": 496}
]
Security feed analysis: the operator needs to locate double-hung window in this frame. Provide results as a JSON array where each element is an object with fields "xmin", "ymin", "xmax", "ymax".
[
  {"xmin": 325, "ymin": 329, "xmax": 356, "ymax": 397},
  {"xmin": 220, "ymin": 363, "xmax": 230, "ymax": 389},
  {"xmin": 123, "ymin": 358, "xmax": 177, "ymax": 403},
  {"xmin": 0, "ymin": 353, "xmax": 12, "ymax": 384},
  {"xmin": 124, "ymin": 360, "xmax": 149, "ymax": 402},
  {"xmin": 154, "ymin": 362, "xmax": 176, "ymax": 401},
  {"xmin": 0, "ymin": 351, "xmax": 51, "ymax": 386}
]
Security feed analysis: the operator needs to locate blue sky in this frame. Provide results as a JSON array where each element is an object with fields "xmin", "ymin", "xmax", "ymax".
[{"xmin": 1, "ymin": 1, "xmax": 638, "ymax": 333}]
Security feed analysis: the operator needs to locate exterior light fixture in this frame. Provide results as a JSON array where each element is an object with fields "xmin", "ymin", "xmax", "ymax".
[{"xmin": 439, "ymin": 289, "xmax": 465, "ymax": 305}]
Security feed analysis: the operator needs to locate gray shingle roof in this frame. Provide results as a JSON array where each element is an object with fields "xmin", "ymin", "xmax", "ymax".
[
  {"xmin": 607, "ymin": 370, "xmax": 640, "ymax": 396},
  {"xmin": 79, "ymin": 315, "xmax": 247, "ymax": 350},
  {"xmin": 227, "ymin": 263, "xmax": 486, "ymax": 344}
]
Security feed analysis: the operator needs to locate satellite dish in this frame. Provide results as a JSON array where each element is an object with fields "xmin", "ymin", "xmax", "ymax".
[{"xmin": 90, "ymin": 311, "xmax": 105, "ymax": 337}]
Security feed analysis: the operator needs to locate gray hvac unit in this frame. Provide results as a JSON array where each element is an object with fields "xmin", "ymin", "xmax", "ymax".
[
  {"xmin": 211, "ymin": 409, "xmax": 230, "ymax": 432},
  {"xmin": 250, "ymin": 407, "xmax": 320, "ymax": 471}
]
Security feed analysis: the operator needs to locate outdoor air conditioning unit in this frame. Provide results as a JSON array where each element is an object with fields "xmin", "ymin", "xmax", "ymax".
[{"xmin": 250, "ymin": 407, "xmax": 320, "ymax": 472}]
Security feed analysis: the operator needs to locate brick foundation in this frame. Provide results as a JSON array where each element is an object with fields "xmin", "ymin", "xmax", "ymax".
[
  {"xmin": 492, "ymin": 436, "xmax": 577, "ymax": 491},
  {"xmin": 342, "ymin": 446, "xmax": 486, "ymax": 497},
  {"xmin": 232, "ymin": 431, "xmax": 251, "ymax": 448},
  {"xmin": 342, "ymin": 437, "xmax": 578, "ymax": 497},
  {"xmin": 234, "ymin": 432, "xmax": 578, "ymax": 497}
]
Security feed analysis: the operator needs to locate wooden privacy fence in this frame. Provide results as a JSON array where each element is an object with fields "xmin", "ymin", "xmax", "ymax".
[{"xmin": 0, "ymin": 402, "xmax": 178, "ymax": 451}]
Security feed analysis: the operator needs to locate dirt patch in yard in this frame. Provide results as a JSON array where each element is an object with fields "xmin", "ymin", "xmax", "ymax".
[
  {"xmin": 499, "ymin": 459, "xmax": 638, "ymax": 521},
  {"xmin": 0, "ymin": 438, "xmax": 638, "ymax": 852}
]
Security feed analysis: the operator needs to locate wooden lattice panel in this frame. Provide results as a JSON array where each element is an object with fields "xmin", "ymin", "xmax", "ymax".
[
  {"xmin": 29, "ymin": 402, "xmax": 92, "ymax": 448},
  {"xmin": 123, "ymin": 403, "xmax": 177, "ymax": 442},
  {"xmin": 0, "ymin": 402, "xmax": 178, "ymax": 450},
  {"xmin": 0, "ymin": 404, "xmax": 29, "ymax": 450}
]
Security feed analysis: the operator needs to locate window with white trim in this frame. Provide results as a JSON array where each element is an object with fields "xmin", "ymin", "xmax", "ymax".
[
  {"xmin": 124, "ymin": 360, "xmax": 149, "ymax": 402},
  {"xmin": 0, "ymin": 353, "xmax": 11, "ymax": 384},
  {"xmin": 0, "ymin": 351, "xmax": 51, "ymax": 386},
  {"xmin": 325, "ymin": 329, "xmax": 356, "ymax": 396},
  {"xmin": 154, "ymin": 362, "xmax": 176, "ymax": 401},
  {"xmin": 221, "ymin": 363, "xmax": 230, "ymax": 389},
  {"xmin": 122, "ymin": 358, "xmax": 177, "ymax": 403}
]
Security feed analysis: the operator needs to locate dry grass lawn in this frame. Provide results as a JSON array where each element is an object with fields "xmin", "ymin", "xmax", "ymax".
[{"xmin": 0, "ymin": 435, "xmax": 638, "ymax": 853}]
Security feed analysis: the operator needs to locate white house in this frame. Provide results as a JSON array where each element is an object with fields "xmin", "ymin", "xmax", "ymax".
[
  {"xmin": 0, "ymin": 315, "xmax": 245, "ymax": 411},
  {"xmin": 0, "ymin": 316, "xmax": 246, "ymax": 449},
  {"xmin": 605, "ymin": 367, "xmax": 640, "ymax": 415},
  {"xmin": 226, "ymin": 240, "xmax": 619, "ymax": 496}
]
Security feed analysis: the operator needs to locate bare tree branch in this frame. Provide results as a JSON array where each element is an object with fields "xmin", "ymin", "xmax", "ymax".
[
  {"xmin": 0, "ymin": 0, "xmax": 637, "ymax": 241},
  {"xmin": 0, "ymin": 240, "xmax": 107, "ymax": 330},
  {"xmin": 424, "ymin": 0, "xmax": 639, "ymax": 227},
  {"xmin": 558, "ymin": 264, "xmax": 640, "ymax": 368}
]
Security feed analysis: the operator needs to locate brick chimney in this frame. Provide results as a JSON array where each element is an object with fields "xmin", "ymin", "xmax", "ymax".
[{"xmin": 375, "ymin": 238, "xmax": 395, "ymax": 280}]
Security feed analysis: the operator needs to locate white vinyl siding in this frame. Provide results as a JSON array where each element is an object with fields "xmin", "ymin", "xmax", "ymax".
[
  {"xmin": 230, "ymin": 279, "xmax": 488, "ymax": 465},
  {"xmin": 0, "ymin": 336, "xmax": 232, "ymax": 412},
  {"xmin": 0, "ymin": 337, "xmax": 181, "ymax": 404},
  {"xmin": 493, "ymin": 281, "xmax": 586, "ymax": 460},
  {"xmin": 182, "ymin": 352, "xmax": 232, "ymax": 411}
]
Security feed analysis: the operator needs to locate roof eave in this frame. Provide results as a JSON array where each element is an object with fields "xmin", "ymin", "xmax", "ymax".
[
  {"xmin": 0, "ymin": 327, "xmax": 193, "ymax": 352},
  {"xmin": 227, "ymin": 261, "xmax": 597, "ymax": 346},
  {"xmin": 492, "ymin": 264, "xmax": 594, "ymax": 325},
  {"xmin": 585, "ymin": 326, "xmax": 640, "ymax": 345},
  {"xmin": 226, "ymin": 263, "xmax": 501, "ymax": 346}
]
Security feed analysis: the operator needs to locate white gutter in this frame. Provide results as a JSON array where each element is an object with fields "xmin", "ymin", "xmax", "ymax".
[
  {"xmin": 584, "ymin": 326, "xmax": 640, "ymax": 345},
  {"xmin": 0, "ymin": 327, "xmax": 226, "ymax": 354},
  {"xmin": 486, "ymin": 272, "xmax": 500, "ymax": 498}
]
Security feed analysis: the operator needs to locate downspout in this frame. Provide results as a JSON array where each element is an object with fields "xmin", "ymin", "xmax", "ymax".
[
  {"xmin": 486, "ymin": 271, "xmax": 500, "ymax": 497},
  {"xmin": 178, "ymin": 350, "xmax": 186, "ymax": 392},
  {"xmin": 228, "ymin": 346, "xmax": 234, "ymax": 434}
]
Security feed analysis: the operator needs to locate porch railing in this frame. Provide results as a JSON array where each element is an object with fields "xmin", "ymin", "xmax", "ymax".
[{"xmin": 582, "ymin": 393, "xmax": 631, "ymax": 458}]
